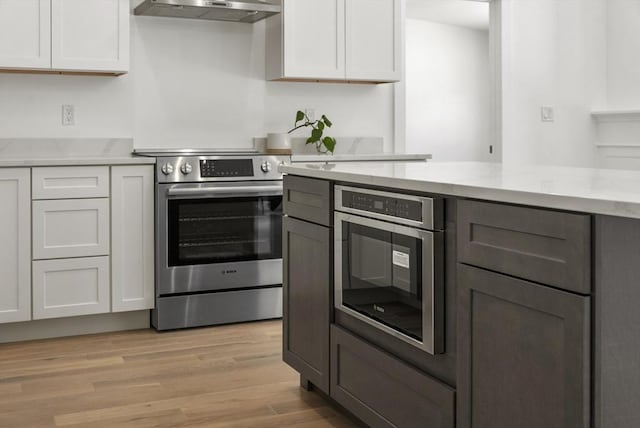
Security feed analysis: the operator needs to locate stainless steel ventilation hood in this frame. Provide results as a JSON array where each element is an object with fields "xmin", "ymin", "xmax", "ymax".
[{"xmin": 134, "ymin": 0, "xmax": 281, "ymax": 23}]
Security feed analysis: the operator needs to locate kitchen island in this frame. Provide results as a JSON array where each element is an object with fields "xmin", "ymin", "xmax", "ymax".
[{"xmin": 279, "ymin": 160, "xmax": 640, "ymax": 428}]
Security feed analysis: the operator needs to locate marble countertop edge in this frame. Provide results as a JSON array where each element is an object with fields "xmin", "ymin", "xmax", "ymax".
[
  {"xmin": 279, "ymin": 162, "xmax": 640, "ymax": 219},
  {"xmin": 0, "ymin": 156, "xmax": 156, "ymax": 167}
]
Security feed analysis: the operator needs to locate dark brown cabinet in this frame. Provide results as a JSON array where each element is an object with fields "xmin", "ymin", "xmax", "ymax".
[
  {"xmin": 457, "ymin": 263, "xmax": 590, "ymax": 428},
  {"xmin": 282, "ymin": 175, "xmax": 333, "ymax": 394},
  {"xmin": 331, "ymin": 325, "xmax": 455, "ymax": 428},
  {"xmin": 457, "ymin": 199, "xmax": 591, "ymax": 294}
]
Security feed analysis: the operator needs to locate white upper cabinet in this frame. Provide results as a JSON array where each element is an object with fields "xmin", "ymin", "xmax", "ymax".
[
  {"xmin": 51, "ymin": 0, "xmax": 129, "ymax": 73},
  {"xmin": 0, "ymin": 0, "xmax": 129, "ymax": 74},
  {"xmin": 282, "ymin": 0, "xmax": 345, "ymax": 80},
  {"xmin": 266, "ymin": 0, "xmax": 400, "ymax": 83},
  {"xmin": 0, "ymin": 169, "xmax": 31, "ymax": 324},
  {"xmin": 0, "ymin": 0, "xmax": 51, "ymax": 69},
  {"xmin": 345, "ymin": 0, "xmax": 401, "ymax": 82}
]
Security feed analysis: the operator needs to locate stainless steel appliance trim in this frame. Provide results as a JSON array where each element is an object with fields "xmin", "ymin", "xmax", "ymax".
[
  {"xmin": 147, "ymin": 0, "xmax": 281, "ymax": 13},
  {"xmin": 155, "ymin": 155, "xmax": 287, "ymax": 183},
  {"xmin": 133, "ymin": 148, "xmax": 260, "ymax": 156},
  {"xmin": 135, "ymin": 0, "xmax": 282, "ymax": 15},
  {"xmin": 335, "ymin": 185, "xmax": 438, "ymax": 230},
  {"xmin": 156, "ymin": 180, "xmax": 283, "ymax": 296},
  {"xmin": 134, "ymin": 0, "xmax": 281, "ymax": 22},
  {"xmin": 152, "ymin": 286, "xmax": 283, "ymax": 331},
  {"xmin": 166, "ymin": 184, "xmax": 283, "ymax": 198},
  {"xmin": 334, "ymin": 211, "xmax": 438, "ymax": 355},
  {"xmin": 156, "ymin": 259, "xmax": 283, "ymax": 295}
]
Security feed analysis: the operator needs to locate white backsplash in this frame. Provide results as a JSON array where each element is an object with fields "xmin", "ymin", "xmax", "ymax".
[
  {"xmin": 0, "ymin": 138, "xmax": 134, "ymax": 158},
  {"xmin": 254, "ymin": 136, "xmax": 384, "ymax": 155}
]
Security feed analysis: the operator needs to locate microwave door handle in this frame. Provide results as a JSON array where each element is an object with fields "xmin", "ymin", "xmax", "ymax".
[{"xmin": 166, "ymin": 185, "xmax": 283, "ymax": 198}]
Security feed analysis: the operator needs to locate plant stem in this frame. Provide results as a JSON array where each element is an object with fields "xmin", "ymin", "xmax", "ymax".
[{"xmin": 288, "ymin": 120, "xmax": 318, "ymax": 134}]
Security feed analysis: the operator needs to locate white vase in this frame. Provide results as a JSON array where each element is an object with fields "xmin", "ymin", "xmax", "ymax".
[{"xmin": 266, "ymin": 133, "xmax": 291, "ymax": 152}]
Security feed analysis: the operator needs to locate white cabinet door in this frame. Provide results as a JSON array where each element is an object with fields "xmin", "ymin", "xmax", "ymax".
[
  {"xmin": 32, "ymin": 166, "xmax": 110, "ymax": 200},
  {"xmin": 345, "ymin": 0, "xmax": 401, "ymax": 82},
  {"xmin": 111, "ymin": 166, "xmax": 155, "ymax": 312},
  {"xmin": 0, "ymin": 0, "xmax": 51, "ymax": 69},
  {"xmin": 33, "ymin": 198, "xmax": 110, "ymax": 260},
  {"xmin": 32, "ymin": 256, "xmax": 110, "ymax": 319},
  {"xmin": 51, "ymin": 0, "xmax": 129, "ymax": 73},
  {"xmin": 0, "ymin": 169, "xmax": 31, "ymax": 324},
  {"xmin": 282, "ymin": 0, "xmax": 345, "ymax": 79}
]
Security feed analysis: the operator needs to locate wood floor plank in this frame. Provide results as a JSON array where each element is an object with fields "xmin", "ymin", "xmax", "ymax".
[{"xmin": 0, "ymin": 321, "xmax": 357, "ymax": 427}]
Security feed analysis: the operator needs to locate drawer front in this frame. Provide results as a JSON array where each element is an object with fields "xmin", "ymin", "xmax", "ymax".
[
  {"xmin": 330, "ymin": 325, "xmax": 455, "ymax": 428},
  {"xmin": 284, "ymin": 175, "xmax": 332, "ymax": 226},
  {"xmin": 32, "ymin": 256, "xmax": 110, "ymax": 320},
  {"xmin": 32, "ymin": 166, "xmax": 109, "ymax": 199},
  {"xmin": 458, "ymin": 200, "xmax": 591, "ymax": 294},
  {"xmin": 33, "ymin": 198, "xmax": 110, "ymax": 260}
]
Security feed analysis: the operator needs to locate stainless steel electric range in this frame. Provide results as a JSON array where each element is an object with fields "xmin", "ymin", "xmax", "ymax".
[{"xmin": 135, "ymin": 149, "xmax": 288, "ymax": 330}]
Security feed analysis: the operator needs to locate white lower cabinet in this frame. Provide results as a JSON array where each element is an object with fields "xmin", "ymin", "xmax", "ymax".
[
  {"xmin": 1, "ymin": 164, "xmax": 154, "ymax": 328},
  {"xmin": 111, "ymin": 165, "xmax": 155, "ymax": 312},
  {"xmin": 0, "ymin": 169, "xmax": 31, "ymax": 324},
  {"xmin": 32, "ymin": 256, "xmax": 110, "ymax": 320},
  {"xmin": 32, "ymin": 198, "xmax": 110, "ymax": 260}
]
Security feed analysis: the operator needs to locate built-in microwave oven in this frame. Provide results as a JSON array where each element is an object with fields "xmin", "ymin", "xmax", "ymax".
[{"xmin": 334, "ymin": 185, "xmax": 445, "ymax": 355}]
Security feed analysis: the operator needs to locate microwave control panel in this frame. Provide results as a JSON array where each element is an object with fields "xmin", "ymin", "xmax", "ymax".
[{"xmin": 341, "ymin": 190, "xmax": 423, "ymax": 222}]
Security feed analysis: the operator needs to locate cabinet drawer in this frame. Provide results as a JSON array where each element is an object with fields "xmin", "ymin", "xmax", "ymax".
[
  {"xmin": 33, "ymin": 198, "xmax": 110, "ymax": 260},
  {"xmin": 32, "ymin": 166, "xmax": 109, "ymax": 199},
  {"xmin": 32, "ymin": 256, "xmax": 110, "ymax": 320},
  {"xmin": 458, "ymin": 200, "xmax": 591, "ymax": 294},
  {"xmin": 284, "ymin": 175, "xmax": 332, "ymax": 226},
  {"xmin": 330, "ymin": 325, "xmax": 455, "ymax": 428}
]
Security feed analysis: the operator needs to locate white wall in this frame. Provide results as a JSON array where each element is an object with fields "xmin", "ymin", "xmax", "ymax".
[
  {"xmin": 405, "ymin": 19, "xmax": 491, "ymax": 161},
  {"xmin": 500, "ymin": 0, "xmax": 607, "ymax": 167},
  {"xmin": 0, "ymin": 3, "xmax": 395, "ymax": 151},
  {"xmin": 594, "ymin": 0, "xmax": 640, "ymax": 169},
  {"xmin": 607, "ymin": 0, "xmax": 640, "ymax": 109}
]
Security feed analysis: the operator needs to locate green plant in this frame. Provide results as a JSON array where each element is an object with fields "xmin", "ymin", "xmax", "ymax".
[{"xmin": 288, "ymin": 110, "xmax": 337, "ymax": 154}]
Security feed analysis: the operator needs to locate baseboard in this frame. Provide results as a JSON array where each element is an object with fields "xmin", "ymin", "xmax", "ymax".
[{"xmin": 0, "ymin": 311, "xmax": 151, "ymax": 344}]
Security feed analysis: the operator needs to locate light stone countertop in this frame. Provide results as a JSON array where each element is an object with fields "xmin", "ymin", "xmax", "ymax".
[
  {"xmin": 0, "ymin": 156, "xmax": 156, "ymax": 167},
  {"xmin": 290, "ymin": 153, "xmax": 431, "ymax": 163},
  {"xmin": 279, "ymin": 161, "xmax": 640, "ymax": 219},
  {"xmin": 0, "ymin": 138, "xmax": 156, "ymax": 167}
]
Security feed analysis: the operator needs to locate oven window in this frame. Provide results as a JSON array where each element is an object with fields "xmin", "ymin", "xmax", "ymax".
[
  {"xmin": 168, "ymin": 196, "xmax": 282, "ymax": 266},
  {"xmin": 342, "ymin": 222, "xmax": 423, "ymax": 341}
]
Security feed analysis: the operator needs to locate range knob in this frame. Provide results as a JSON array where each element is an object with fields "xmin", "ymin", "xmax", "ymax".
[
  {"xmin": 260, "ymin": 161, "xmax": 272, "ymax": 173},
  {"xmin": 181, "ymin": 163, "xmax": 193, "ymax": 175},
  {"xmin": 161, "ymin": 162, "xmax": 174, "ymax": 175}
]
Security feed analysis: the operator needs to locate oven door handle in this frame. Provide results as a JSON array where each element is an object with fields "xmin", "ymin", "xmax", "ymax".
[{"xmin": 166, "ymin": 185, "xmax": 283, "ymax": 198}]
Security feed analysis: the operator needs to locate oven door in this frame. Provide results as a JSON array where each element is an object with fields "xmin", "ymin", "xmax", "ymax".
[
  {"xmin": 335, "ymin": 211, "xmax": 443, "ymax": 355},
  {"xmin": 157, "ymin": 181, "xmax": 283, "ymax": 295}
]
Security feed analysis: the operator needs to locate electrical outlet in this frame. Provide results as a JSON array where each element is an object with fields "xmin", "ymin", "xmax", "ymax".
[
  {"xmin": 62, "ymin": 105, "xmax": 75, "ymax": 126},
  {"xmin": 541, "ymin": 106, "xmax": 554, "ymax": 122},
  {"xmin": 305, "ymin": 108, "xmax": 315, "ymax": 122}
]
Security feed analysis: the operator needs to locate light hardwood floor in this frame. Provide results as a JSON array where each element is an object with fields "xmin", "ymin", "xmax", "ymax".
[{"xmin": 0, "ymin": 320, "xmax": 358, "ymax": 428}]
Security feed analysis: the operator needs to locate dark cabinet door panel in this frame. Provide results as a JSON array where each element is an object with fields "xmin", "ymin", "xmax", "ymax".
[
  {"xmin": 331, "ymin": 325, "xmax": 455, "ymax": 428},
  {"xmin": 457, "ymin": 199, "xmax": 591, "ymax": 294},
  {"xmin": 457, "ymin": 263, "xmax": 590, "ymax": 428},
  {"xmin": 283, "ymin": 175, "xmax": 332, "ymax": 226},
  {"xmin": 283, "ymin": 216, "xmax": 331, "ymax": 393}
]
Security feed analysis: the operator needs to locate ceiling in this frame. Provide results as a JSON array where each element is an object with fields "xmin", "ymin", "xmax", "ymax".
[{"xmin": 406, "ymin": 0, "xmax": 490, "ymax": 30}]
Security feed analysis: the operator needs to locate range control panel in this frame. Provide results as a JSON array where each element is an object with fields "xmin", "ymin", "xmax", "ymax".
[
  {"xmin": 200, "ymin": 159, "xmax": 254, "ymax": 178},
  {"xmin": 155, "ymin": 155, "xmax": 288, "ymax": 183}
]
